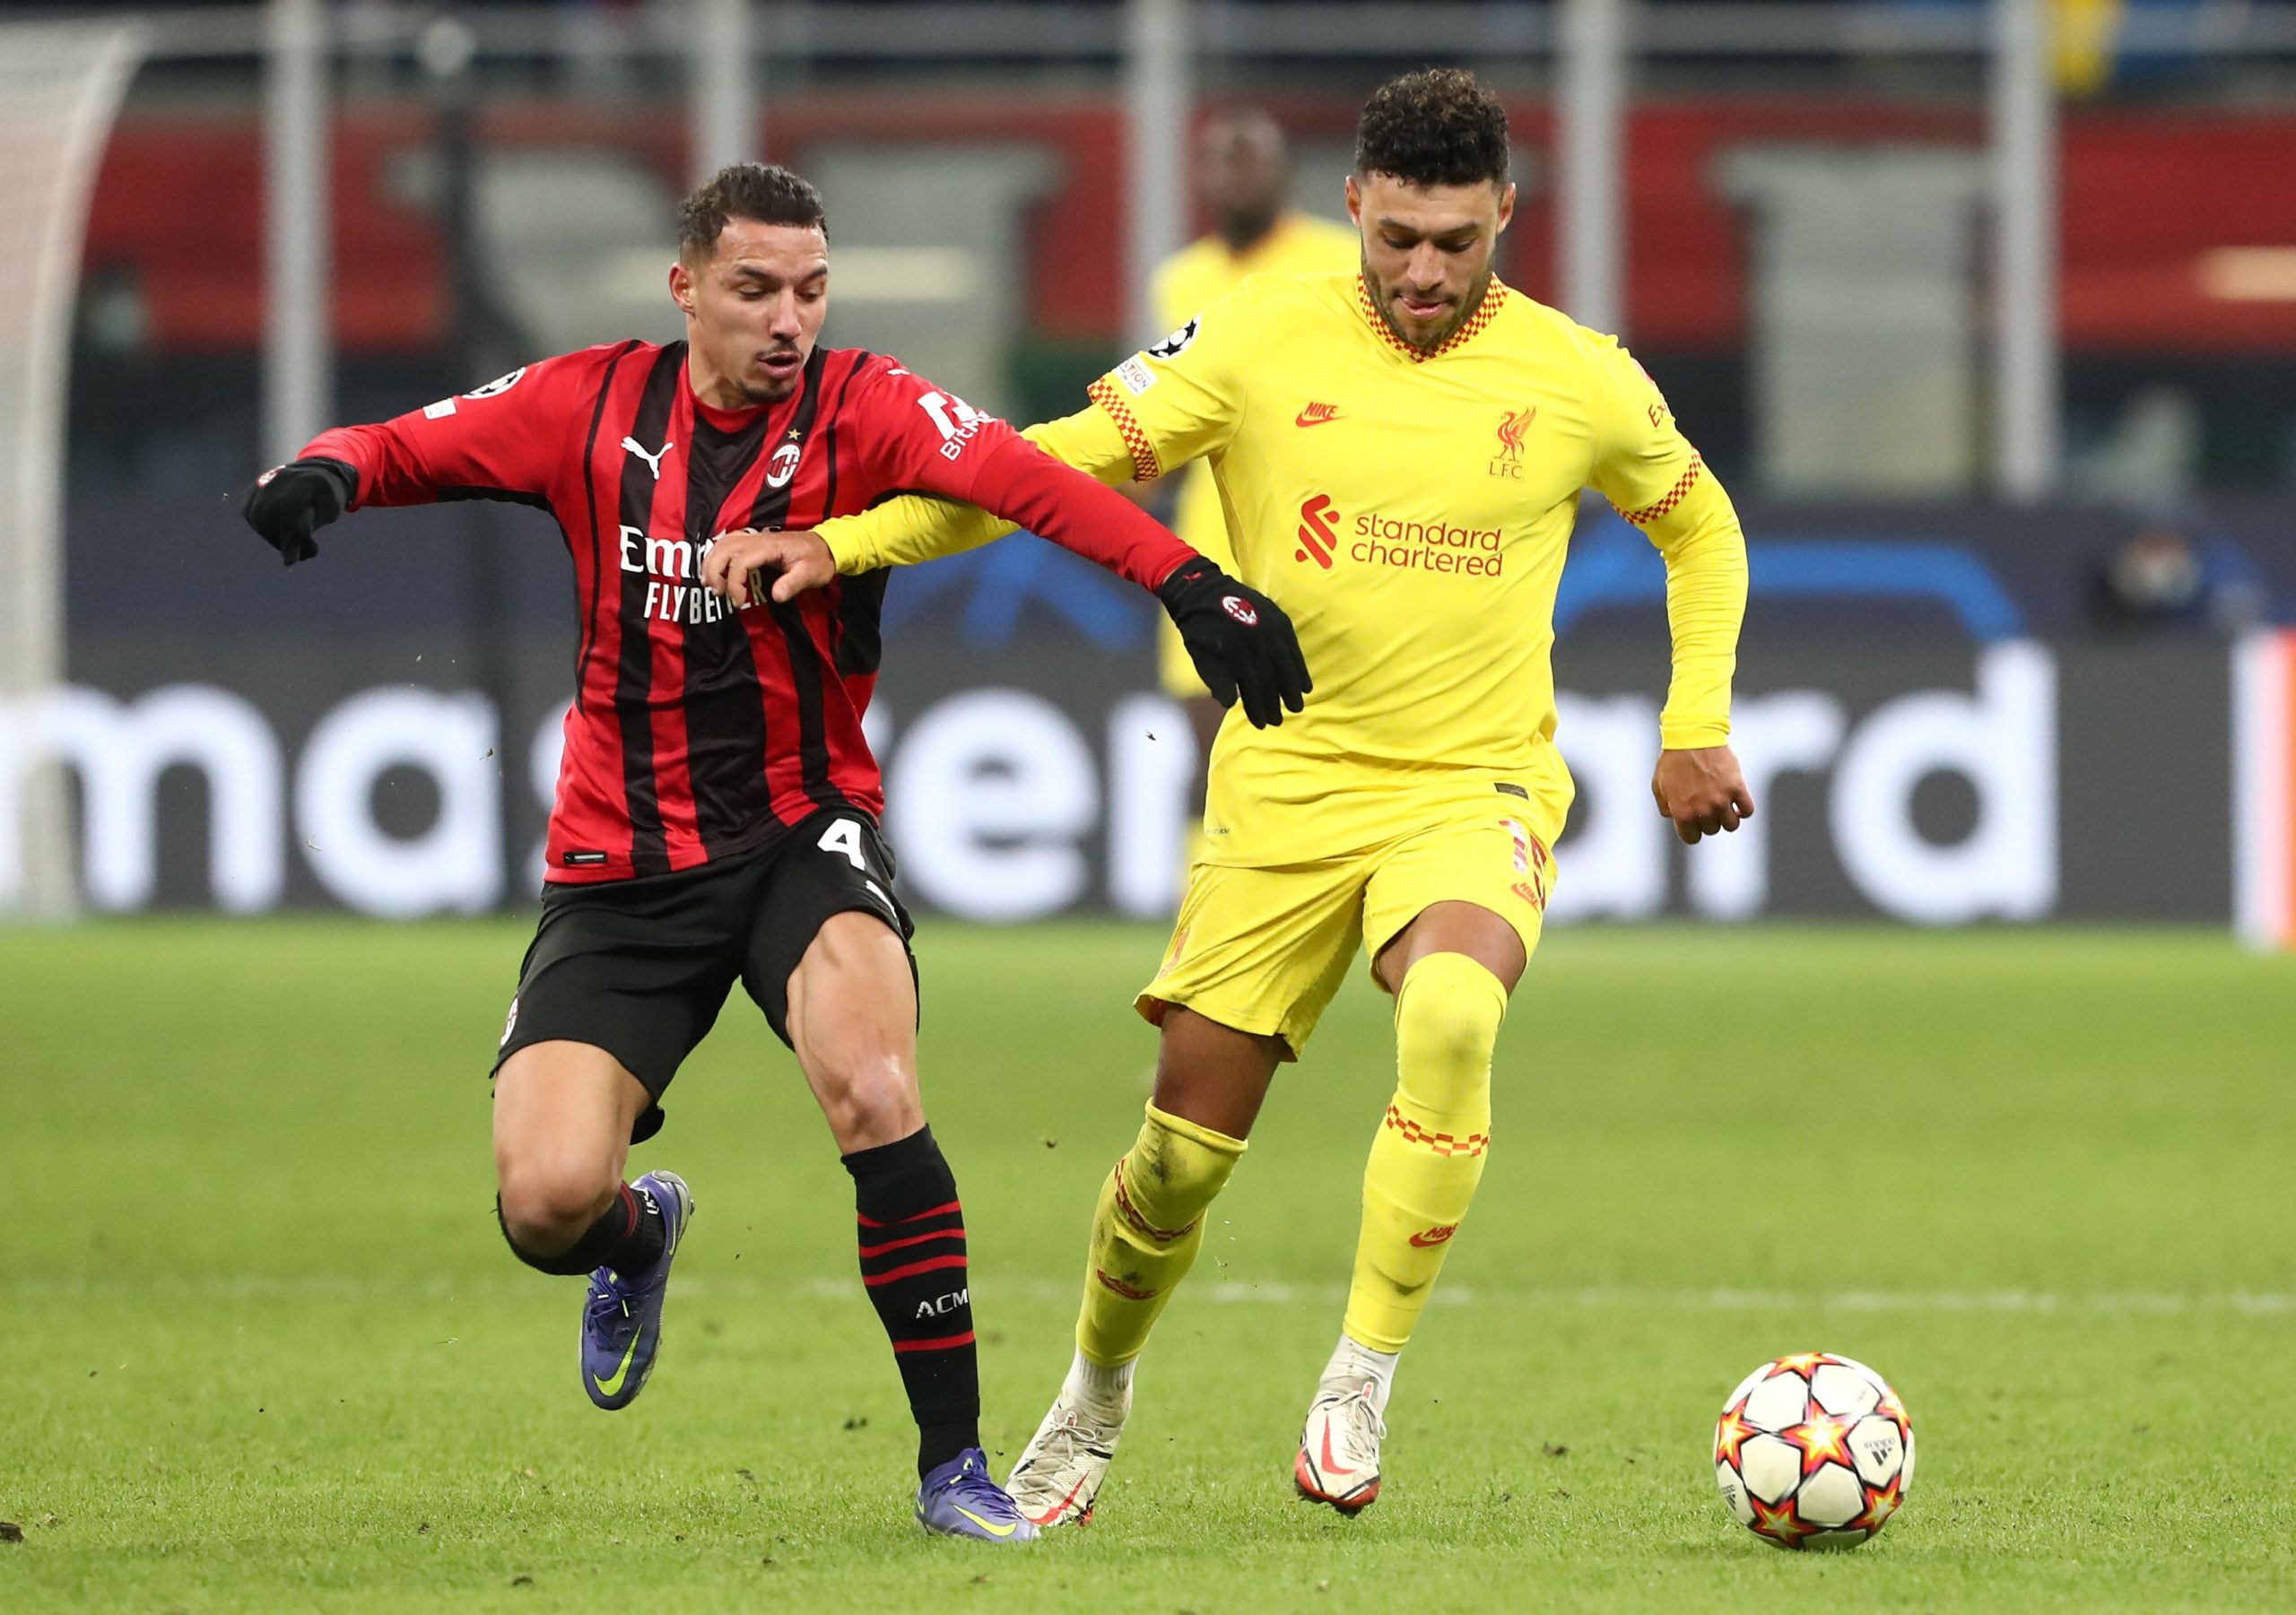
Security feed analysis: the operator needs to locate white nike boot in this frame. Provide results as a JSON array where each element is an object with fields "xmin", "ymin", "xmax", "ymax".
[
  {"xmin": 1005, "ymin": 1353, "xmax": 1132, "ymax": 1527},
  {"xmin": 1294, "ymin": 1356, "xmax": 1390, "ymax": 1513}
]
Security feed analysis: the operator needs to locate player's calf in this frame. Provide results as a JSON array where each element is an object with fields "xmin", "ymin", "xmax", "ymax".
[
  {"xmin": 1344, "ymin": 951, "xmax": 1504, "ymax": 1353},
  {"xmin": 844, "ymin": 1125, "xmax": 985, "ymax": 1477},
  {"xmin": 1074, "ymin": 1101, "xmax": 1248, "ymax": 1368}
]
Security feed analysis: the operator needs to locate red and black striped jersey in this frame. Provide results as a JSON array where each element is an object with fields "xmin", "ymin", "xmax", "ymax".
[{"xmin": 304, "ymin": 341, "xmax": 1193, "ymax": 882}]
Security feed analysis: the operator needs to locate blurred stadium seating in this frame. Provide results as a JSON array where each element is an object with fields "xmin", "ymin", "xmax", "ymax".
[{"xmin": 2, "ymin": 0, "xmax": 2292, "ymax": 941}]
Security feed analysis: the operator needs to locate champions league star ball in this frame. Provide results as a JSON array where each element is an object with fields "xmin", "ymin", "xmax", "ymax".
[{"xmin": 1713, "ymin": 1353, "xmax": 1915, "ymax": 1550}]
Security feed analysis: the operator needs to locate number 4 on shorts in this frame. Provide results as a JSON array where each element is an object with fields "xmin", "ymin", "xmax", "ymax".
[{"xmin": 818, "ymin": 818, "xmax": 867, "ymax": 870}]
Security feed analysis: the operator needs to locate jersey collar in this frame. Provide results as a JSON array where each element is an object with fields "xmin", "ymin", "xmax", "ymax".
[
  {"xmin": 1355, "ymin": 273, "xmax": 1509, "ymax": 362},
  {"xmin": 682, "ymin": 347, "xmax": 808, "ymax": 435}
]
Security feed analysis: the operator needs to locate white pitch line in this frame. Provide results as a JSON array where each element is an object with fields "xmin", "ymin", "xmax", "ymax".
[
  {"xmin": 800, "ymin": 1279, "xmax": 2296, "ymax": 1316},
  {"xmin": 19, "ymin": 1274, "xmax": 2293, "ymax": 1315}
]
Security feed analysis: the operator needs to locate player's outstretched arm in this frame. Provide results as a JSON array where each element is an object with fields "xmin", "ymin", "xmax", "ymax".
[
  {"xmin": 701, "ymin": 451, "xmax": 1312, "ymax": 731},
  {"xmin": 238, "ymin": 351, "xmax": 602, "ymax": 567},
  {"xmin": 813, "ymin": 359, "xmax": 1307, "ymax": 726},
  {"xmin": 944, "ymin": 433, "xmax": 1308, "ymax": 727},
  {"xmin": 811, "ymin": 404, "xmax": 1132, "ymax": 575}
]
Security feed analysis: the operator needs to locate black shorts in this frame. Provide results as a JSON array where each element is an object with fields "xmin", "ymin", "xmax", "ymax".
[{"xmin": 492, "ymin": 806, "xmax": 915, "ymax": 1142}]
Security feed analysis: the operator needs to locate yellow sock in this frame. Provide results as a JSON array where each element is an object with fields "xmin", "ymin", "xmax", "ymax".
[
  {"xmin": 1076, "ymin": 1102, "xmax": 1246, "ymax": 1367},
  {"xmin": 1344, "ymin": 951, "xmax": 1508, "ymax": 1353}
]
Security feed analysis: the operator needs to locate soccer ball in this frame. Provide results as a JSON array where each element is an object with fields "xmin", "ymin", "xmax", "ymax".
[{"xmin": 1713, "ymin": 1352, "xmax": 1914, "ymax": 1550}]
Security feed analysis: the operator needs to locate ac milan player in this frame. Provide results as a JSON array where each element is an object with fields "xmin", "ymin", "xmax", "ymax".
[{"xmin": 239, "ymin": 162, "xmax": 1308, "ymax": 1543}]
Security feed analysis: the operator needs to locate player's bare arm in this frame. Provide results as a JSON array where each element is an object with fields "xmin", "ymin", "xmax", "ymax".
[{"xmin": 1652, "ymin": 744, "xmax": 1755, "ymax": 845}]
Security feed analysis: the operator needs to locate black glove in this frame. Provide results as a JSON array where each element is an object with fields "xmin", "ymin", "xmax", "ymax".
[
  {"xmin": 241, "ymin": 456, "xmax": 355, "ymax": 567},
  {"xmin": 1156, "ymin": 556, "xmax": 1311, "ymax": 729}
]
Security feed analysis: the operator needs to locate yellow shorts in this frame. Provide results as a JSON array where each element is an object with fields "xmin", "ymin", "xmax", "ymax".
[{"xmin": 1137, "ymin": 788, "xmax": 1560, "ymax": 1058}]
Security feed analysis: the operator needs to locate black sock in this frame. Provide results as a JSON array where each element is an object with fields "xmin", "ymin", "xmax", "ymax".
[
  {"xmin": 498, "ymin": 1183, "xmax": 665, "ymax": 1278},
  {"xmin": 843, "ymin": 1125, "xmax": 981, "ymax": 1478}
]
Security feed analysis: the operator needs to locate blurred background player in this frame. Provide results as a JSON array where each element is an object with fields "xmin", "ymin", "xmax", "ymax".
[
  {"xmin": 1151, "ymin": 109, "xmax": 1359, "ymax": 781},
  {"xmin": 239, "ymin": 161, "xmax": 1301, "ymax": 1545},
  {"xmin": 743, "ymin": 67, "xmax": 1754, "ymax": 1526}
]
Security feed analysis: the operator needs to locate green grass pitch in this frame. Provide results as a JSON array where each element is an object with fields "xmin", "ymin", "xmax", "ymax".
[{"xmin": 4, "ymin": 919, "xmax": 2293, "ymax": 1611}]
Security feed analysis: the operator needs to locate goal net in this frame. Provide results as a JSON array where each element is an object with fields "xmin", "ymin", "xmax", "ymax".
[{"xmin": 0, "ymin": 22, "xmax": 144, "ymax": 919}]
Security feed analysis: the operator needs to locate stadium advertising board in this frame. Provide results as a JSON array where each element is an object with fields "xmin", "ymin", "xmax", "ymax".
[{"xmin": 2, "ymin": 633, "xmax": 2266, "ymax": 928}]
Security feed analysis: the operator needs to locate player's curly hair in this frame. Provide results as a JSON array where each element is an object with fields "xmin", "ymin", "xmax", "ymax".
[
  {"xmin": 677, "ymin": 162, "xmax": 828, "ymax": 256},
  {"xmin": 1354, "ymin": 68, "xmax": 1509, "ymax": 189}
]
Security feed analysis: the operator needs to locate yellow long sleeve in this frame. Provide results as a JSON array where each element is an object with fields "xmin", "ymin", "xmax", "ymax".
[
  {"xmin": 816, "ymin": 404, "xmax": 1139, "ymax": 574},
  {"xmin": 1639, "ymin": 471, "xmax": 1748, "ymax": 750}
]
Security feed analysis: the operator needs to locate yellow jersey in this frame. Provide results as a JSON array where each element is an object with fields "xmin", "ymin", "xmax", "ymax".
[
  {"xmin": 1151, "ymin": 214, "xmax": 1362, "ymax": 575},
  {"xmin": 818, "ymin": 271, "xmax": 1748, "ymax": 866}
]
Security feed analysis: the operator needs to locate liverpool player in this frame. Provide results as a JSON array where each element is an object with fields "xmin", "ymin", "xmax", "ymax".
[
  {"xmin": 239, "ymin": 162, "xmax": 1307, "ymax": 1542},
  {"xmin": 715, "ymin": 73, "xmax": 1753, "ymax": 1523}
]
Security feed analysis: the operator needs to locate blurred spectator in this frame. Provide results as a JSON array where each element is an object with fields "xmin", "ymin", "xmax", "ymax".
[
  {"xmin": 1148, "ymin": 108, "xmax": 1357, "ymax": 775},
  {"xmin": 2091, "ymin": 515, "xmax": 2270, "ymax": 632}
]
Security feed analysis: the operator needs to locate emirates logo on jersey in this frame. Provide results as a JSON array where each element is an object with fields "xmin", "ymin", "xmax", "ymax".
[{"xmin": 766, "ymin": 439, "xmax": 802, "ymax": 488}]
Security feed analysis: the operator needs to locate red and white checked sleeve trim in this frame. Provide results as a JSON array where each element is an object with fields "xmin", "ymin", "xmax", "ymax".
[
  {"xmin": 1384, "ymin": 1105, "xmax": 1490, "ymax": 1159},
  {"xmin": 1088, "ymin": 377, "xmax": 1163, "ymax": 482},
  {"xmin": 1613, "ymin": 454, "xmax": 1704, "ymax": 526}
]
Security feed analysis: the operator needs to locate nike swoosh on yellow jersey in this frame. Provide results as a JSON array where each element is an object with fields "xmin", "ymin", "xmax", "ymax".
[
  {"xmin": 593, "ymin": 1331, "xmax": 642, "ymax": 1397},
  {"xmin": 952, "ymin": 1505, "xmax": 1019, "ymax": 1538}
]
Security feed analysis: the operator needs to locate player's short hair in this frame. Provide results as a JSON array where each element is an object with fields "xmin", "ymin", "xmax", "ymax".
[
  {"xmin": 676, "ymin": 162, "xmax": 828, "ymax": 258},
  {"xmin": 1354, "ymin": 68, "xmax": 1509, "ymax": 190}
]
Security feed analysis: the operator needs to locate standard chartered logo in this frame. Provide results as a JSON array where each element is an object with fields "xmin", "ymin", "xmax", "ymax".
[
  {"xmin": 1295, "ymin": 494, "xmax": 1340, "ymax": 569},
  {"xmin": 1351, "ymin": 510, "xmax": 1504, "ymax": 575},
  {"xmin": 1293, "ymin": 491, "xmax": 1504, "ymax": 577}
]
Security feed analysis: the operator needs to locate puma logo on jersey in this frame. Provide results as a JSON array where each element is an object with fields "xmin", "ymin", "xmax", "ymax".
[{"xmin": 622, "ymin": 437, "xmax": 674, "ymax": 479}]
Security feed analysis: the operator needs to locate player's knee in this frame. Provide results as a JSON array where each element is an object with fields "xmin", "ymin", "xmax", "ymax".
[
  {"xmin": 496, "ymin": 1159, "xmax": 617, "ymax": 1264},
  {"xmin": 1393, "ymin": 951, "xmax": 1509, "ymax": 1108},
  {"xmin": 812, "ymin": 1049, "xmax": 925, "ymax": 1151}
]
